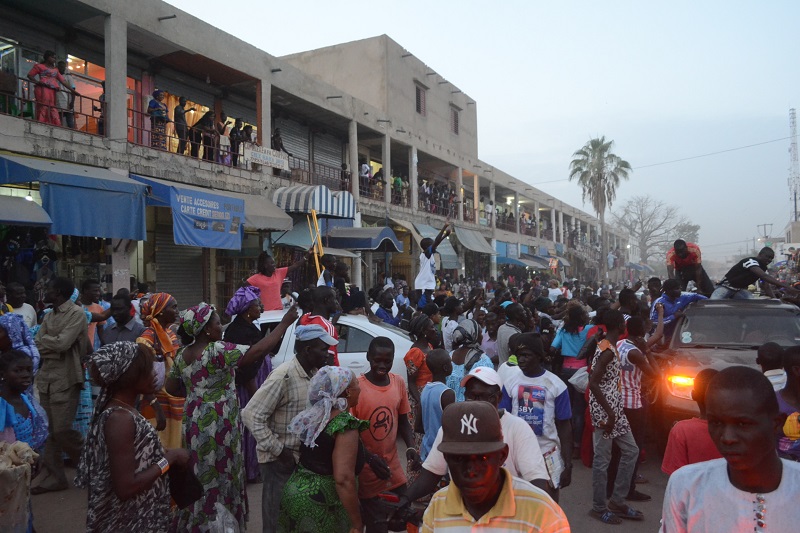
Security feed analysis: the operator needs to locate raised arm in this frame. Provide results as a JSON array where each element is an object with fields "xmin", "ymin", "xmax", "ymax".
[
  {"xmin": 430, "ymin": 222, "xmax": 450, "ymax": 254},
  {"xmin": 238, "ymin": 305, "xmax": 298, "ymax": 367},
  {"xmin": 748, "ymin": 265, "xmax": 798, "ymax": 294},
  {"xmin": 332, "ymin": 429, "xmax": 364, "ymax": 533}
]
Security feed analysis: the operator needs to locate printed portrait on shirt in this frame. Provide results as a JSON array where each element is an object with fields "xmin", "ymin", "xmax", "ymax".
[{"xmin": 517, "ymin": 385, "xmax": 545, "ymax": 436}]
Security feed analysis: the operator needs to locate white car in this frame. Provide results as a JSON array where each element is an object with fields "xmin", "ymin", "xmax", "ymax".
[{"xmin": 255, "ymin": 310, "xmax": 411, "ymax": 383}]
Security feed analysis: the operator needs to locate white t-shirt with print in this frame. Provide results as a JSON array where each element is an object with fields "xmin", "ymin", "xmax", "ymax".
[
  {"xmin": 498, "ymin": 363, "xmax": 571, "ymax": 455},
  {"xmin": 441, "ymin": 317, "xmax": 460, "ymax": 353}
]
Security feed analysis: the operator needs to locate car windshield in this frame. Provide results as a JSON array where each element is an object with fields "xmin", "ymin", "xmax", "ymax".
[{"xmin": 675, "ymin": 308, "xmax": 800, "ymax": 347}]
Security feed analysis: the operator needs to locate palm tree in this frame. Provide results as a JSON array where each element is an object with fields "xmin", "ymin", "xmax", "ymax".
[{"xmin": 568, "ymin": 136, "xmax": 632, "ymax": 280}]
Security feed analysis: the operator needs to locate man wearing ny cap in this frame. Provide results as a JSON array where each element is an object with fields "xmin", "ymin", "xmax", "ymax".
[
  {"xmin": 402, "ymin": 366, "xmax": 549, "ymax": 509},
  {"xmin": 242, "ymin": 324, "xmax": 333, "ymax": 533},
  {"xmin": 421, "ymin": 401, "xmax": 570, "ymax": 532}
]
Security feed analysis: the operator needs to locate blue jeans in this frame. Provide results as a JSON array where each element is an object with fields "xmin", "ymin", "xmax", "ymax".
[
  {"xmin": 711, "ymin": 285, "xmax": 753, "ymax": 300},
  {"xmin": 592, "ymin": 429, "xmax": 638, "ymax": 512},
  {"xmin": 559, "ymin": 368, "xmax": 586, "ymax": 450}
]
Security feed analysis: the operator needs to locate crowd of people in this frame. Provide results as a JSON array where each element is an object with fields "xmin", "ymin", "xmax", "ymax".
[{"xmin": 4, "ymin": 239, "xmax": 800, "ymax": 531}]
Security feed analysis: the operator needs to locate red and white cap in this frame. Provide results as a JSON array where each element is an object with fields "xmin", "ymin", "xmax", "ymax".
[{"xmin": 460, "ymin": 366, "xmax": 503, "ymax": 388}]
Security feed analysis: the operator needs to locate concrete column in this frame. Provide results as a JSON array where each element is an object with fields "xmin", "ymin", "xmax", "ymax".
[
  {"xmin": 534, "ymin": 201, "xmax": 541, "ymax": 239},
  {"xmin": 473, "ymin": 174, "xmax": 479, "ymax": 225},
  {"xmin": 558, "ymin": 210, "xmax": 564, "ymax": 244},
  {"xmin": 489, "ymin": 182, "xmax": 496, "ymax": 230},
  {"xmin": 587, "ymin": 223, "xmax": 591, "ymax": 245},
  {"xmin": 348, "ymin": 120, "xmax": 359, "ymax": 201},
  {"xmin": 490, "ymin": 238, "xmax": 497, "ymax": 279},
  {"xmin": 256, "ymin": 80, "xmax": 272, "ymax": 149},
  {"xmin": 110, "ymin": 241, "xmax": 130, "ymax": 295},
  {"xmin": 410, "ymin": 146, "xmax": 418, "ymax": 211},
  {"xmin": 364, "ymin": 251, "xmax": 373, "ymax": 289},
  {"xmin": 550, "ymin": 206, "xmax": 556, "ymax": 242},
  {"xmin": 104, "ymin": 15, "xmax": 127, "ymax": 141},
  {"xmin": 352, "ymin": 214, "xmax": 362, "ymax": 291},
  {"xmin": 456, "ymin": 167, "xmax": 464, "ymax": 221},
  {"xmin": 383, "ymin": 134, "xmax": 391, "ymax": 204},
  {"xmin": 514, "ymin": 192, "xmax": 520, "ymax": 234}
]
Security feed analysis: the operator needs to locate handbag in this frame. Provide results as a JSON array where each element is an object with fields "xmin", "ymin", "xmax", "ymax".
[
  {"xmin": 567, "ymin": 366, "xmax": 590, "ymax": 394},
  {"xmin": 169, "ymin": 461, "xmax": 204, "ymax": 509}
]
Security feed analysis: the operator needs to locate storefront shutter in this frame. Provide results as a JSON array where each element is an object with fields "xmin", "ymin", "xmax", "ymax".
[
  {"xmin": 274, "ymin": 117, "xmax": 309, "ymax": 160},
  {"xmin": 154, "ymin": 74, "xmax": 216, "ymax": 111},
  {"xmin": 221, "ymin": 97, "xmax": 257, "ymax": 127},
  {"xmin": 313, "ymin": 132, "xmax": 344, "ymax": 169},
  {"xmin": 155, "ymin": 226, "xmax": 205, "ymax": 308}
]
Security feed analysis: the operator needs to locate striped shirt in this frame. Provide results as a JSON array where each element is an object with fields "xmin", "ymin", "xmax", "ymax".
[
  {"xmin": 298, "ymin": 313, "xmax": 339, "ymax": 365},
  {"xmin": 241, "ymin": 357, "xmax": 313, "ymax": 463},
  {"xmin": 616, "ymin": 339, "xmax": 643, "ymax": 409},
  {"xmin": 422, "ymin": 469, "xmax": 570, "ymax": 532}
]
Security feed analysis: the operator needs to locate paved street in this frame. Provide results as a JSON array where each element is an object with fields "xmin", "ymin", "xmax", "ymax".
[{"xmin": 32, "ymin": 444, "xmax": 668, "ymax": 532}]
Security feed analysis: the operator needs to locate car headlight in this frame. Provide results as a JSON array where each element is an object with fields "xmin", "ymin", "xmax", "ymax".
[{"xmin": 666, "ymin": 375, "xmax": 694, "ymax": 400}]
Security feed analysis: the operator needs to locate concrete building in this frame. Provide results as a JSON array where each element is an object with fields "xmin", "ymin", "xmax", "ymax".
[{"xmin": 0, "ymin": 0, "xmax": 628, "ymax": 309}]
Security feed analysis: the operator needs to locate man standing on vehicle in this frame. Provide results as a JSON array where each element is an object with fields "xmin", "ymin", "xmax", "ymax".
[
  {"xmin": 666, "ymin": 239, "xmax": 714, "ymax": 296},
  {"xmin": 711, "ymin": 247, "xmax": 799, "ymax": 300}
]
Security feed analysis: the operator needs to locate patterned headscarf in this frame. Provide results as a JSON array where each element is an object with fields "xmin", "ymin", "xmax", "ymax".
[
  {"xmin": 225, "ymin": 286, "xmax": 261, "ymax": 317},
  {"xmin": 287, "ymin": 366, "xmax": 353, "ymax": 448},
  {"xmin": 0, "ymin": 314, "xmax": 41, "ymax": 373},
  {"xmin": 140, "ymin": 293, "xmax": 177, "ymax": 357},
  {"xmin": 179, "ymin": 302, "xmax": 215, "ymax": 339},
  {"xmin": 75, "ymin": 341, "xmax": 142, "ymax": 488},
  {"xmin": 452, "ymin": 318, "xmax": 481, "ymax": 350}
]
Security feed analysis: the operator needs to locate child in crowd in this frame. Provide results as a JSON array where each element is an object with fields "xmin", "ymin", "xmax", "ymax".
[
  {"xmin": 757, "ymin": 342, "xmax": 786, "ymax": 391},
  {"xmin": 413, "ymin": 223, "xmax": 450, "ymax": 309},
  {"xmin": 350, "ymin": 337, "xmax": 418, "ymax": 533},
  {"xmin": 661, "ymin": 368, "xmax": 722, "ymax": 475},
  {"xmin": 498, "ymin": 332, "xmax": 572, "ymax": 502},
  {"xmin": 0, "ymin": 350, "xmax": 49, "ymax": 533},
  {"xmin": 418, "ymin": 349, "xmax": 454, "ymax": 462}
]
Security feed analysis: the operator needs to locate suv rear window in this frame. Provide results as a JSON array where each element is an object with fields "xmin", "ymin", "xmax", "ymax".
[{"xmin": 676, "ymin": 308, "xmax": 800, "ymax": 347}]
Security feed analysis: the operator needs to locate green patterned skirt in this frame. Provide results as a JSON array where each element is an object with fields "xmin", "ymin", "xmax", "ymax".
[{"xmin": 278, "ymin": 465, "xmax": 352, "ymax": 533}]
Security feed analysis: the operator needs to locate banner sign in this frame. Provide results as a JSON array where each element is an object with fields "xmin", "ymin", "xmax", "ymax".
[
  {"xmin": 170, "ymin": 188, "xmax": 244, "ymax": 250},
  {"xmin": 243, "ymin": 145, "xmax": 290, "ymax": 170}
]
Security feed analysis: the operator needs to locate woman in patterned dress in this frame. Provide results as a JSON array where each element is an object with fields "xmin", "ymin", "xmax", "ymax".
[
  {"xmin": 278, "ymin": 364, "xmax": 366, "ymax": 533},
  {"xmin": 136, "ymin": 293, "xmax": 182, "ymax": 448},
  {"xmin": 75, "ymin": 341, "xmax": 190, "ymax": 533},
  {"xmin": 166, "ymin": 303, "xmax": 297, "ymax": 531}
]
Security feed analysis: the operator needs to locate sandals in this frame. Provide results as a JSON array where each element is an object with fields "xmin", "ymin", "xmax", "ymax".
[
  {"xmin": 589, "ymin": 509, "xmax": 622, "ymax": 525},
  {"xmin": 608, "ymin": 503, "xmax": 645, "ymax": 521}
]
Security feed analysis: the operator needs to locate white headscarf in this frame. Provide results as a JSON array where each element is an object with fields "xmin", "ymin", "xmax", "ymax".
[{"xmin": 287, "ymin": 366, "xmax": 353, "ymax": 448}]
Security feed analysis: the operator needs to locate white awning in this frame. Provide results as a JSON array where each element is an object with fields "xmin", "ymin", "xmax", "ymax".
[{"xmin": 453, "ymin": 225, "xmax": 497, "ymax": 255}]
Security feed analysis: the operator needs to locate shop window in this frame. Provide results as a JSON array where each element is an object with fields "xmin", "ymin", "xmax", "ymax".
[
  {"xmin": 415, "ymin": 83, "xmax": 427, "ymax": 116},
  {"xmin": 450, "ymin": 105, "xmax": 460, "ymax": 135}
]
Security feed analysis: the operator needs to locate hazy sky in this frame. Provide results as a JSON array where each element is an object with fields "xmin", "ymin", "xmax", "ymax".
[{"xmin": 167, "ymin": 0, "xmax": 799, "ymax": 261}]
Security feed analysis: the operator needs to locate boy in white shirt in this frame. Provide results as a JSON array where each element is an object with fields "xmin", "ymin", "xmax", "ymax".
[{"xmin": 413, "ymin": 222, "xmax": 450, "ymax": 309}]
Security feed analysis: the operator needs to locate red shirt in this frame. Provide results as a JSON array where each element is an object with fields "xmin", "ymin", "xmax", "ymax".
[
  {"xmin": 298, "ymin": 313, "xmax": 339, "ymax": 366},
  {"xmin": 666, "ymin": 242, "xmax": 702, "ymax": 270},
  {"xmin": 661, "ymin": 417, "xmax": 722, "ymax": 475}
]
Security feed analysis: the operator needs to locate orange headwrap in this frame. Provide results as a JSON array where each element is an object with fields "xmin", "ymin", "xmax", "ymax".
[{"xmin": 139, "ymin": 292, "xmax": 177, "ymax": 357}]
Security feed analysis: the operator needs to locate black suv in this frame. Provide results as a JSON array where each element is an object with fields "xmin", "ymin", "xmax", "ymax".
[{"xmin": 652, "ymin": 299, "xmax": 800, "ymax": 441}]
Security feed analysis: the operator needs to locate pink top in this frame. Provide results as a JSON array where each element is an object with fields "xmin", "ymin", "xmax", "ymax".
[
  {"xmin": 247, "ymin": 267, "xmax": 289, "ymax": 311},
  {"xmin": 28, "ymin": 63, "xmax": 66, "ymax": 90}
]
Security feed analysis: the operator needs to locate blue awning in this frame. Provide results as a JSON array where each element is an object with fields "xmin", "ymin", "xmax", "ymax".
[
  {"xmin": 131, "ymin": 174, "xmax": 244, "ymax": 250},
  {"xmin": 326, "ymin": 226, "xmax": 403, "ymax": 253},
  {"xmin": 413, "ymin": 223, "xmax": 460, "ymax": 269},
  {"xmin": 0, "ymin": 194, "xmax": 52, "ymax": 227},
  {"xmin": 0, "ymin": 152, "xmax": 146, "ymax": 239},
  {"xmin": 273, "ymin": 185, "xmax": 355, "ymax": 219},
  {"xmin": 496, "ymin": 256, "xmax": 527, "ymax": 267},
  {"xmin": 520, "ymin": 254, "xmax": 550, "ymax": 269}
]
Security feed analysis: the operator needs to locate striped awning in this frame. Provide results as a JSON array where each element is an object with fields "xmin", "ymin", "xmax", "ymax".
[{"xmin": 272, "ymin": 185, "xmax": 355, "ymax": 219}]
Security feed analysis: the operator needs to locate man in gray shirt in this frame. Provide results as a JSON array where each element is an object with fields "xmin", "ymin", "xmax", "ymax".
[
  {"xmin": 99, "ymin": 293, "xmax": 145, "ymax": 345},
  {"xmin": 496, "ymin": 303, "xmax": 526, "ymax": 365}
]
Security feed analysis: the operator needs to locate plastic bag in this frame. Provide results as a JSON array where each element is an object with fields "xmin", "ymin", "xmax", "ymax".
[
  {"xmin": 568, "ymin": 366, "xmax": 590, "ymax": 394},
  {"xmin": 206, "ymin": 503, "xmax": 239, "ymax": 533}
]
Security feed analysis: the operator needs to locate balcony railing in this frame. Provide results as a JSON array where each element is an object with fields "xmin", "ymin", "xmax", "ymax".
[
  {"xmin": 0, "ymin": 72, "xmax": 104, "ymax": 136},
  {"xmin": 285, "ymin": 156, "xmax": 351, "ymax": 192}
]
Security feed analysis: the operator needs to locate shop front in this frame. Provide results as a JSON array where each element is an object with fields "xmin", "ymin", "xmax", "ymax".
[{"xmin": 0, "ymin": 152, "xmax": 147, "ymax": 303}]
